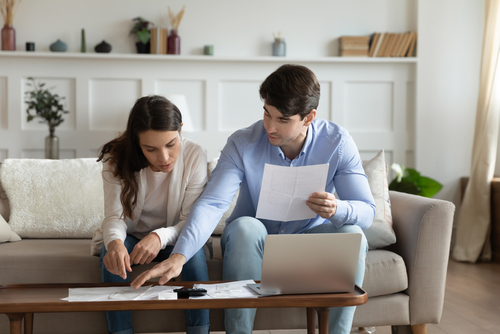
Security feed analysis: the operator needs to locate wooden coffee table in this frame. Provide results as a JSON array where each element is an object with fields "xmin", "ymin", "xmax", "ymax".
[{"xmin": 0, "ymin": 282, "xmax": 367, "ymax": 334}]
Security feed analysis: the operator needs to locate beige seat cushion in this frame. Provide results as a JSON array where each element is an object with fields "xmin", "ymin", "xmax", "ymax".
[
  {"xmin": 0, "ymin": 239, "xmax": 219, "ymax": 285},
  {"xmin": 363, "ymin": 250, "xmax": 408, "ymax": 297}
]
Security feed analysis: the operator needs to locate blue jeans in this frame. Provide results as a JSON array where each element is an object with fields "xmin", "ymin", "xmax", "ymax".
[
  {"xmin": 221, "ymin": 216, "xmax": 368, "ymax": 334},
  {"xmin": 100, "ymin": 235, "xmax": 210, "ymax": 334}
]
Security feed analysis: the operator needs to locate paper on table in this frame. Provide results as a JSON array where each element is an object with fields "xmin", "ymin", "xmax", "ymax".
[
  {"xmin": 192, "ymin": 280, "xmax": 259, "ymax": 299},
  {"xmin": 61, "ymin": 285, "xmax": 184, "ymax": 302},
  {"xmin": 256, "ymin": 163, "xmax": 329, "ymax": 221}
]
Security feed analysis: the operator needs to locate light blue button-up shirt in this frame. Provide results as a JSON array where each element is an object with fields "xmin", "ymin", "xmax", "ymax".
[{"xmin": 173, "ymin": 119, "xmax": 376, "ymax": 260}]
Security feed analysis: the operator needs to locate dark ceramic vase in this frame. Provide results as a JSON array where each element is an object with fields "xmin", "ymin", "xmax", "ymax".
[
  {"xmin": 95, "ymin": 40, "xmax": 112, "ymax": 53},
  {"xmin": 1, "ymin": 24, "xmax": 16, "ymax": 51},
  {"xmin": 135, "ymin": 41, "xmax": 150, "ymax": 54},
  {"xmin": 167, "ymin": 29, "xmax": 180, "ymax": 55},
  {"xmin": 50, "ymin": 39, "xmax": 67, "ymax": 52}
]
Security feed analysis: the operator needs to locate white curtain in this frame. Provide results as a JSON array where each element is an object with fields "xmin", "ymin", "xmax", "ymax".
[{"xmin": 453, "ymin": 0, "xmax": 500, "ymax": 263}]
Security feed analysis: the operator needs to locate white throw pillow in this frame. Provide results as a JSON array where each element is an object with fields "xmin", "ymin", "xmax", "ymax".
[
  {"xmin": 0, "ymin": 213, "xmax": 21, "ymax": 243},
  {"xmin": 362, "ymin": 150, "xmax": 396, "ymax": 249},
  {"xmin": 0, "ymin": 158, "xmax": 104, "ymax": 238}
]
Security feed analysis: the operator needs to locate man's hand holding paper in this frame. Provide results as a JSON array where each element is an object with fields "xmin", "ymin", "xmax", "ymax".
[
  {"xmin": 306, "ymin": 191, "xmax": 337, "ymax": 218},
  {"xmin": 255, "ymin": 163, "xmax": 330, "ymax": 221}
]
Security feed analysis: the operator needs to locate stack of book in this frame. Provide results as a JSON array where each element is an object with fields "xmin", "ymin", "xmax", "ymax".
[
  {"xmin": 150, "ymin": 27, "xmax": 168, "ymax": 54},
  {"xmin": 339, "ymin": 36, "xmax": 370, "ymax": 57},
  {"xmin": 368, "ymin": 31, "xmax": 417, "ymax": 57}
]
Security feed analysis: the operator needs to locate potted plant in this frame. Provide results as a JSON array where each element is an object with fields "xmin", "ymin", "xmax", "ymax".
[
  {"xmin": 25, "ymin": 77, "xmax": 69, "ymax": 159},
  {"xmin": 389, "ymin": 163, "xmax": 443, "ymax": 197},
  {"xmin": 129, "ymin": 17, "xmax": 154, "ymax": 53}
]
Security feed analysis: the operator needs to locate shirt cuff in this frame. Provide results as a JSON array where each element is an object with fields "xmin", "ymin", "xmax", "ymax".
[
  {"xmin": 328, "ymin": 200, "xmax": 348, "ymax": 228},
  {"xmin": 151, "ymin": 227, "xmax": 179, "ymax": 249}
]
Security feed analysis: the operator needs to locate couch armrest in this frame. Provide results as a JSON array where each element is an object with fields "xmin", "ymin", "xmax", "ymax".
[{"xmin": 388, "ymin": 190, "xmax": 455, "ymax": 325}]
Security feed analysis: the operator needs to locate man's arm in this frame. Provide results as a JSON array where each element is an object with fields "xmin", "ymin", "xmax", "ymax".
[{"xmin": 312, "ymin": 134, "xmax": 376, "ymax": 229}]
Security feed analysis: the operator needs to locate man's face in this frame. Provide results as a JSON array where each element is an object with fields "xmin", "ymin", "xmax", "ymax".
[{"xmin": 262, "ymin": 103, "xmax": 310, "ymax": 150}]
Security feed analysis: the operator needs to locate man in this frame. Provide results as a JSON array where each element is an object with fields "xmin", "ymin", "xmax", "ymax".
[{"xmin": 132, "ymin": 64, "xmax": 376, "ymax": 334}]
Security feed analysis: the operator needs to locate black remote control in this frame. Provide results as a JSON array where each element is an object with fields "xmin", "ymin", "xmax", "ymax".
[{"xmin": 173, "ymin": 288, "xmax": 207, "ymax": 298}]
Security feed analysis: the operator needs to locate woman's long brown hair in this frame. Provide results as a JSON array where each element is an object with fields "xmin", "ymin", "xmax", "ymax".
[{"xmin": 97, "ymin": 95, "xmax": 182, "ymax": 220}]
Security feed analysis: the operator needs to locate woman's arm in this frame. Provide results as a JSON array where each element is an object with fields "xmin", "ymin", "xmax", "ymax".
[{"xmin": 100, "ymin": 160, "xmax": 132, "ymax": 278}]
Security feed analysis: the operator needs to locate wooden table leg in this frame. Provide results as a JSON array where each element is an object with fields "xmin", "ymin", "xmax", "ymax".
[
  {"xmin": 315, "ymin": 307, "xmax": 332, "ymax": 334},
  {"xmin": 6, "ymin": 313, "xmax": 24, "ymax": 334},
  {"xmin": 306, "ymin": 307, "xmax": 316, "ymax": 334},
  {"xmin": 24, "ymin": 313, "xmax": 33, "ymax": 334},
  {"xmin": 411, "ymin": 324, "xmax": 427, "ymax": 334}
]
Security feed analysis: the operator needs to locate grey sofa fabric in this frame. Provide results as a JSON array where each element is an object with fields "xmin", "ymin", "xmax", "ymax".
[
  {"xmin": 0, "ymin": 190, "xmax": 455, "ymax": 334},
  {"xmin": 388, "ymin": 192, "xmax": 455, "ymax": 325}
]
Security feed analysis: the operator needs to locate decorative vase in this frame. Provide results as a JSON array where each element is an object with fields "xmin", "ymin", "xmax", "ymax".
[
  {"xmin": 45, "ymin": 129, "xmax": 59, "ymax": 159},
  {"xmin": 81, "ymin": 29, "xmax": 86, "ymax": 52},
  {"xmin": 135, "ymin": 41, "xmax": 150, "ymax": 54},
  {"xmin": 95, "ymin": 40, "xmax": 112, "ymax": 53},
  {"xmin": 1, "ymin": 24, "xmax": 16, "ymax": 51},
  {"xmin": 272, "ymin": 38, "xmax": 286, "ymax": 57},
  {"xmin": 167, "ymin": 29, "xmax": 181, "ymax": 55},
  {"xmin": 50, "ymin": 39, "xmax": 67, "ymax": 52}
]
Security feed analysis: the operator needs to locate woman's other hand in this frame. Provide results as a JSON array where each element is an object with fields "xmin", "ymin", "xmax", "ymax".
[
  {"xmin": 103, "ymin": 239, "xmax": 132, "ymax": 280},
  {"xmin": 129, "ymin": 232, "xmax": 162, "ymax": 266}
]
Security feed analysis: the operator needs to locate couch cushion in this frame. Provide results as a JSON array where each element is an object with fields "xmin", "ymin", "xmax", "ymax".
[
  {"xmin": 363, "ymin": 250, "xmax": 408, "ymax": 297},
  {"xmin": 0, "ymin": 159, "xmax": 104, "ymax": 238},
  {"xmin": 0, "ymin": 171, "xmax": 10, "ymax": 221},
  {"xmin": 362, "ymin": 150, "xmax": 396, "ymax": 249},
  {"xmin": 0, "ymin": 213, "xmax": 20, "ymax": 243},
  {"xmin": 0, "ymin": 239, "xmax": 159, "ymax": 285}
]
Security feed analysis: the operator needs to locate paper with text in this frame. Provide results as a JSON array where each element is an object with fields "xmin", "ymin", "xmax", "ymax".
[{"xmin": 256, "ymin": 163, "xmax": 329, "ymax": 221}]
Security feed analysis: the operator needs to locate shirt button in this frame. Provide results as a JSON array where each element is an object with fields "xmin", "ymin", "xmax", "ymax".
[{"xmin": 280, "ymin": 230, "xmax": 284, "ymax": 233}]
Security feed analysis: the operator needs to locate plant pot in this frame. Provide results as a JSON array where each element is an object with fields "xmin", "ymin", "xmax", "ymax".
[{"xmin": 135, "ymin": 41, "xmax": 150, "ymax": 54}]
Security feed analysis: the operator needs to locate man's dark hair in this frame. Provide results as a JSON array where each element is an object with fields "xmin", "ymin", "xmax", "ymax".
[{"xmin": 259, "ymin": 64, "xmax": 320, "ymax": 119}]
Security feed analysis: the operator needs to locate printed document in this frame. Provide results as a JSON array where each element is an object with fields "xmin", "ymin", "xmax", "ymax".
[{"xmin": 256, "ymin": 163, "xmax": 329, "ymax": 221}]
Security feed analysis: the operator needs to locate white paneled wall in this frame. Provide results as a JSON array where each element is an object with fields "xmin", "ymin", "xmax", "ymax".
[{"xmin": 0, "ymin": 53, "xmax": 415, "ymax": 169}]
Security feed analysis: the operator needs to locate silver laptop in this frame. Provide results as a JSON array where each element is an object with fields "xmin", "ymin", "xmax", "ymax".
[{"xmin": 247, "ymin": 233, "xmax": 361, "ymax": 296}]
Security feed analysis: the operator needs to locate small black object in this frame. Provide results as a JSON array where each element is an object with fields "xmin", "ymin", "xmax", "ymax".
[
  {"xmin": 95, "ymin": 40, "xmax": 112, "ymax": 53},
  {"xmin": 26, "ymin": 42, "xmax": 35, "ymax": 51},
  {"xmin": 174, "ymin": 288, "xmax": 207, "ymax": 298}
]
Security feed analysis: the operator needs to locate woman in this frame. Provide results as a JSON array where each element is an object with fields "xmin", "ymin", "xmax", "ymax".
[{"xmin": 91, "ymin": 95, "xmax": 209, "ymax": 334}]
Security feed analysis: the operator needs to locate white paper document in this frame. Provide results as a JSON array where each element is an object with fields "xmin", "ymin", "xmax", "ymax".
[
  {"xmin": 192, "ymin": 280, "xmax": 259, "ymax": 299},
  {"xmin": 61, "ymin": 285, "xmax": 183, "ymax": 302},
  {"xmin": 256, "ymin": 163, "xmax": 329, "ymax": 221}
]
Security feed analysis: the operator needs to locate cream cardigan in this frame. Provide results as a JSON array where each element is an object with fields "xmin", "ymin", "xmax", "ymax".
[{"xmin": 90, "ymin": 136, "xmax": 207, "ymax": 256}]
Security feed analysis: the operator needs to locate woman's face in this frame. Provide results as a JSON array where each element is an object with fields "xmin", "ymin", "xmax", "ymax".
[{"xmin": 138, "ymin": 130, "xmax": 181, "ymax": 173}]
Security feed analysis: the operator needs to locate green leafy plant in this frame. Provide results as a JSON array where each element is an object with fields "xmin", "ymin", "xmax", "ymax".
[
  {"xmin": 389, "ymin": 163, "xmax": 443, "ymax": 198},
  {"xmin": 129, "ymin": 17, "xmax": 154, "ymax": 44},
  {"xmin": 25, "ymin": 77, "xmax": 69, "ymax": 135}
]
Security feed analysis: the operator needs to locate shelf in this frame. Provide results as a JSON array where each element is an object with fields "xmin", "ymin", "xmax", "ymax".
[{"xmin": 0, "ymin": 51, "xmax": 418, "ymax": 63}]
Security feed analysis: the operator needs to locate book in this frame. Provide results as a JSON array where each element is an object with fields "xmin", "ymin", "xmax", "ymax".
[
  {"xmin": 406, "ymin": 32, "xmax": 417, "ymax": 57},
  {"xmin": 398, "ymin": 32, "xmax": 412, "ymax": 57},
  {"xmin": 372, "ymin": 32, "xmax": 386, "ymax": 57},
  {"xmin": 390, "ymin": 33, "xmax": 404, "ymax": 57},
  {"xmin": 384, "ymin": 34, "xmax": 397, "ymax": 57},
  {"xmin": 339, "ymin": 35, "xmax": 370, "ymax": 57},
  {"xmin": 368, "ymin": 33, "xmax": 380, "ymax": 57},
  {"xmin": 378, "ymin": 33, "xmax": 392, "ymax": 57},
  {"xmin": 150, "ymin": 27, "xmax": 168, "ymax": 54}
]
